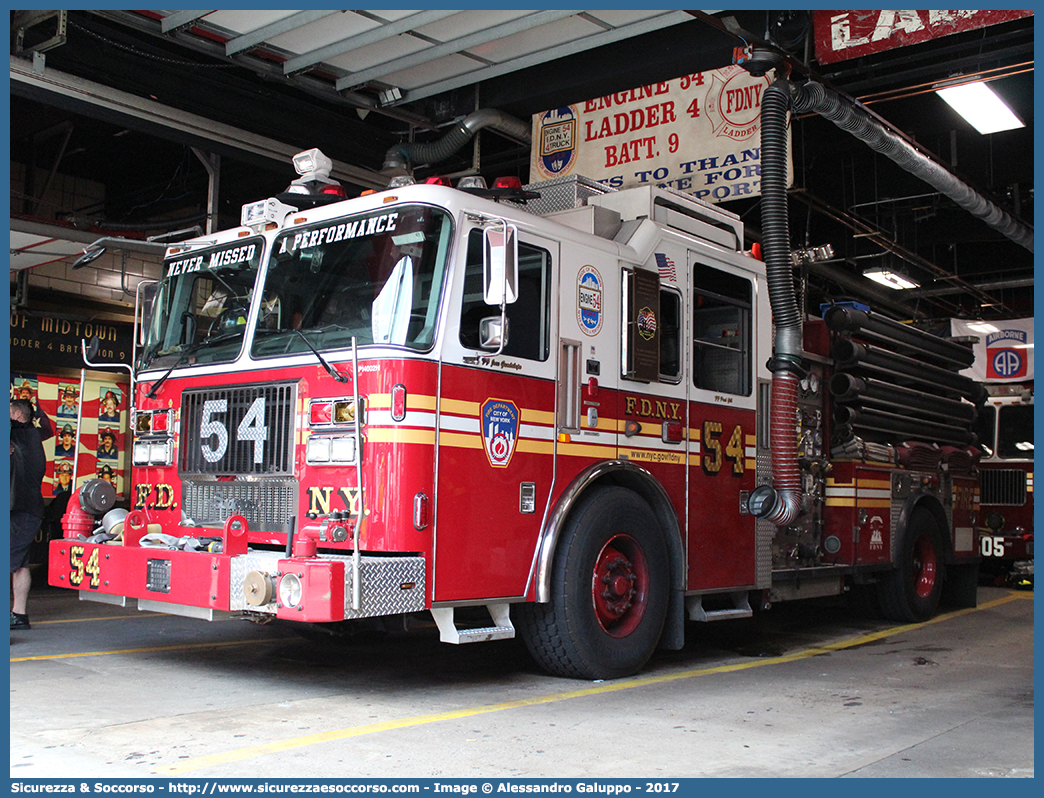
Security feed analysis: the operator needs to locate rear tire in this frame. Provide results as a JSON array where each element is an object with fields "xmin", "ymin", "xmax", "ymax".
[
  {"xmin": 877, "ymin": 507, "xmax": 945, "ymax": 622},
  {"xmin": 518, "ymin": 487, "xmax": 669, "ymax": 679}
]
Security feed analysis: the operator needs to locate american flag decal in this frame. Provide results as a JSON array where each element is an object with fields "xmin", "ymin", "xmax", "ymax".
[{"xmin": 654, "ymin": 252, "xmax": 677, "ymax": 283}]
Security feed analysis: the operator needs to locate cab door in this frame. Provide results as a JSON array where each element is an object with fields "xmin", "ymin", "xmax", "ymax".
[
  {"xmin": 434, "ymin": 225, "xmax": 559, "ymax": 602},
  {"xmin": 686, "ymin": 252, "xmax": 759, "ymax": 591}
]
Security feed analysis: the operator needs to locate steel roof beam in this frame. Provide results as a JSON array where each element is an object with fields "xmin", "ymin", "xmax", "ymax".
[
  {"xmin": 391, "ymin": 10, "xmax": 692, "ymax": 105},
  {"xmin": 282, "ymin": 10, "xmax": 461, "ymax": 76},
  {"xmin": 335, "ymin": 9, "xmax": 581, "ymax": 92},
  {"xmin": 225, "ymin": 10, "xmax": 338, "ymax": 56},
  {"xmin": 10, "ymin": 55, "xmax": 385, "ymax": 189},
  {"xmin": 160, "ymin": 10, "xmax": 212, "ymax": 35}
]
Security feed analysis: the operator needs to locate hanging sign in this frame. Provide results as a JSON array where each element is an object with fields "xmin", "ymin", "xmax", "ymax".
[
  {"xmin": 531, "ymin": 65, "xmax": 791, "ymax": 204},
  {"xmin": 950, "ymin": 318, "xmax": 1034, "ymax": 383},
  {"xmin": 815, "ymin": 10, "xmax": 1033, "ymax": 64}
]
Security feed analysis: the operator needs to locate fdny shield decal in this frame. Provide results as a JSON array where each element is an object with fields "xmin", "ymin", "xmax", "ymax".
[
  {"xmin": 577, "ymin": 265, "xmax": 603, "ymax": 336},
  {"xmin": 481, "ymin": 398, "xmax": 520, "ymax": 468}
]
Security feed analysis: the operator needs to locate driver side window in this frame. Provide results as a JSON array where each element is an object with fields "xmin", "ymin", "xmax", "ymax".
[{"xmin": 458, "ymin": 229, "xmax": 551, "ymax": 361}]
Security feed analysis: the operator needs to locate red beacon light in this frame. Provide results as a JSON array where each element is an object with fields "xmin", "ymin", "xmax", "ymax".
[
  {"xmin": 424, "ymin": 175, "xmax": 453, "ymax": 186},
  {"xmin": 492, "ymin": 176, "xmax": 523, "ymax": 190}
]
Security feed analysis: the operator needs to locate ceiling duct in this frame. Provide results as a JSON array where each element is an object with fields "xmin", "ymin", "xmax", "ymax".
[
  {"xmin": 789, "ymin": 80, "xmax": 1033, "ymax": 253},
  {"xmin": 382, "ymin": 109, "xmax": 531, "ymax": 178}
]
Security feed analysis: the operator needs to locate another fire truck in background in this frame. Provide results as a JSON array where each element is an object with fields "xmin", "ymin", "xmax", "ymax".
[
  {"xmin": 975, "ymin": 385, "xmax": 1033, "ymax": 588},
  {"xmin": 50, "ymin": 149, "xmax": 983, "ymax": 679}
]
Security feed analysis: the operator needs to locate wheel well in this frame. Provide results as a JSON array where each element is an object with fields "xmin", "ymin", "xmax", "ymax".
[
  {"xmin": 898, "ymin": 495, "xmax": 953, "ymax": 563},
  {"xmin": 533, "ymin": 460, "xmax": 686, "ymax": 648}
]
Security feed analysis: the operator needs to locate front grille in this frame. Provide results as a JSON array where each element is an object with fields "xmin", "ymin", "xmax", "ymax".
[
  {"xmin": 181, "ymin": 383, "xmax": 295, "ymax": 476},
  {"xmin": 182, "ymin": 478, "xmax": 297, "ymax": 532},
  {"xmin": 980, "ymin": 469, "xmax": 1028, "ymax": 506}
]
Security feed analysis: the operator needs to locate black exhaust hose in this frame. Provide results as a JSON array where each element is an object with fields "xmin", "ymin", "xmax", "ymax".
[
  {"xmin": 791, "ymin": 81, "xmax": 1032, "ymax": 252},
  {"xmin": 383, "ymin": 109, "xmax": 532, "ymax": 174},
  {"xmin": 746, "ymin": 79, "xmax": 803, "ymax": 527}
]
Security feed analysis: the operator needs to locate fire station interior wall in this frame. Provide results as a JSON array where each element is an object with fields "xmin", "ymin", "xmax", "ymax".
[{"xmin": 11, "ymin": 371, "xmax": 131, "ymax": 500}]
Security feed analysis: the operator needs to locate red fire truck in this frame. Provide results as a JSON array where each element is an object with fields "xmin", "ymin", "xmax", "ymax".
[
  {"xmin": 975, "ymin": 385, "xmax": 1034, "ymax": 587},
  {"xmin": 50, "ymin": 150, "xmax": 982, "ymax": 679}
]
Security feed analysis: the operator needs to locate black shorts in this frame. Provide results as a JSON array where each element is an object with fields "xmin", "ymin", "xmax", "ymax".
[{"xmin": 10, "ymin": 512, "xmax": 42, "ymax": 572}]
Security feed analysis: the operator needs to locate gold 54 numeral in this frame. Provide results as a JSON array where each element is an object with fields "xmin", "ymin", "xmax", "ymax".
[
  {"xmin": 69, "ymin": 545, "xmax": 101, "ymax": 589},
  {"xmin": 702, "ymin": 421, "xmax": 745, "ymax": 476}
]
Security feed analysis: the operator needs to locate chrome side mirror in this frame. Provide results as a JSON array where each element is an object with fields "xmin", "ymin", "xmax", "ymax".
[
  {"xmin": 482, "ymin": 223, "xmax": 518, "ymax": 306},
  {"xmin": 479, "ymin": 316, "xmax": 509, "ymax": 350}
]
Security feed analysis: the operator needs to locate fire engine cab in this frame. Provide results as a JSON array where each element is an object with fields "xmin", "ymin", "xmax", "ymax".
[{"xmin": 50, "ymin": 149, "xmax": 982, "ymax": 679}]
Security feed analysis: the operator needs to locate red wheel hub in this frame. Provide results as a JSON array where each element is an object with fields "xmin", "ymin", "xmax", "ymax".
[
  {"xmin": 591, "ymin": 534, "xmax": 649, "ymax": 637},
  {"xmin": 912, "ymin": 533, "xmax": 938, "ymax": 599}
]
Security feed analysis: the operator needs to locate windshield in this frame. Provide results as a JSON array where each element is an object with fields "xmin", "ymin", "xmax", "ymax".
[
  {"xmin": 998, "ymin": 404, "xmax": 1033, "ymax": 458},
  {"xmin": 140, "ymin": 238, "xmax": 264, "ymax": 370},
  {"xmin": 251, "ymin": 205, "xmax": 452, "ymax": 358}
]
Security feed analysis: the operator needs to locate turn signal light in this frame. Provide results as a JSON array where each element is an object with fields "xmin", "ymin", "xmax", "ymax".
[
  {"xmin": 662, "ymin": 420, "xmax": 685, "ymax": 443},
  {"xmin": 334, "ymin": 400, "xmax": 357, "ymax": 424},
  {"xmin": 309, "ymin": 401, "xmax": 333, "ymax": 426},
  {"xmin": 391, "ymin": 384, "xmax": 407, "ymax": 422}
]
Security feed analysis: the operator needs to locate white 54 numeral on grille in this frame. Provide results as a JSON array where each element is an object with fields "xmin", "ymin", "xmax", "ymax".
[{"xmin": 200, "ymin": 397, "xmax": 268, "ymax": 464}]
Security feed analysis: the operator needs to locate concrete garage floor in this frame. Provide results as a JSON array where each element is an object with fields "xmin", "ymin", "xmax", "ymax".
[{"xmin": 9, "ymin": 585, "xmax": 1033, "ymax": 779}]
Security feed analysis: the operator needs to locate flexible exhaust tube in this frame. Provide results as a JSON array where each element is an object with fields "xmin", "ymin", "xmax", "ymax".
[
  {"xmin": 791, "ymin": 81, "xmax": 1032, "ymax": 252},
  {"xmin": 382, "ymin": 109, "xmax": 532, "ymax": 177},
  {"xmin": 746, "ymin": 79, "xmax": 803, "ymax": 527}
]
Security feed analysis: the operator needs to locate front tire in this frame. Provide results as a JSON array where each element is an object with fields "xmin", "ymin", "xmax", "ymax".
[
  {"xmin": 518, "ymin": 487, "xmax": 669, "ymax": 679},
  {"xmin": 877, "ymin": 506, "xmax": 945, "ymax": 622}
]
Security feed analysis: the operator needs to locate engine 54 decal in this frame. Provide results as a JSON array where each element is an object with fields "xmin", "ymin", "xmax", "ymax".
[
  {"xmin": 482, "ymin": 398, "xmax": 520, "ymax": 468},
  {"xmin": 533, "ymin": 106, "xmax": 579, "ymax": 180},
  {"xmin": 577, "ymin": 266, "xmax": 603, "ymax": 336}
]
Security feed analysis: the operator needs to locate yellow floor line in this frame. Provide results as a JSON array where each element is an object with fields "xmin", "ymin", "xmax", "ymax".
[
  {"xmin": 10, "ymin": 637, "xmax": 291, "ymax": 662},
  {"xmin": 158, "ymin": 592, "xmax": 1028, "ymax": 775},
  {"xmin": 30, "ymin": 613, "xmax": 162, "ymax": 625}
]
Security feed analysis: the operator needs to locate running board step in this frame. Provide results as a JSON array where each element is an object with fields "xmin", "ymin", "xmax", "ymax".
[
  {"xmin": 431, "ymin": 604, "xmax": 515, "ymax": 644},
  {"xmin": 686, "ymin": 592, "xmax": 753, "ymax": 622}
]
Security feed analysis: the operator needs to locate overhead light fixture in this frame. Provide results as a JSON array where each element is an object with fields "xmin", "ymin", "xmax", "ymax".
[
  {"xmin": 378, "ymin": 87, "xmax": 403, "ymax": 106},
  {"xmin": 965, "ymin": 322, "xmax": 1000, "ymax": 334},
  {"xmin": 864, "ymin": 267, "xmax": 919, "ymax": 290},
  {"xmin": 936, "ymin": 81, "xmax": 1024, "ymax": 135}
]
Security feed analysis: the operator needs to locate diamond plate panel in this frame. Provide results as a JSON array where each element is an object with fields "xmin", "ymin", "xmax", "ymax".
[
  {"xmin": 521, "ymin": 175, "xmax": 615, "ymax": 216},
  {"xmin": 229, "ymin": 551, "xmax": 284, "ymax": 612},
  {"xmin": 344, "ymin": 556, "xmax": 426, "ymax": 619}
]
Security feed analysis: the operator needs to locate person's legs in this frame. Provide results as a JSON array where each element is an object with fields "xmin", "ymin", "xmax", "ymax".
[
  {"xmin": 11, "ymin": 567, "xmax": 31, "ymax": 616},
  {"xmin": 10, "ymin": 512, "xmax": 38, "ymax": 628}
]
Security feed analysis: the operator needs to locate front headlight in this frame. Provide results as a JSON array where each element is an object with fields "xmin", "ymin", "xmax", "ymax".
[
  {"xmin": 306, "ymin": 436, "xmax": 332, "ymax": 463},
  {"xmin": 278, "ymin": 573, "xmax": 303, "ymax": 608},
  {"xmin": 133, "ymin": 442, "xmax": 151, "ymax": 465}
]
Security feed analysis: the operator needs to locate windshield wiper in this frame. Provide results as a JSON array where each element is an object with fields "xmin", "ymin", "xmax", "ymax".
[
  {"xmin": 292, "ymin": 328, "xmax": 350, "ymax": 383},
  {"xmin": 144, "ymin": 332, "xmax": 243, "ymax": 398}
]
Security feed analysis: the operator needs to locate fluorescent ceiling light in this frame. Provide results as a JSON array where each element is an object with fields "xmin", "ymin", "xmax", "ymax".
[
  {"xmin": 864, "ymin": 268, "xmax": 919, "ymax": 290},
  {"xmin": 965, "ymin": 322, "xmax": 1000, "ymax": 333},
  {"xmin": 936, "ymin": 82, "xmax": 1025, "ymax": 134}
]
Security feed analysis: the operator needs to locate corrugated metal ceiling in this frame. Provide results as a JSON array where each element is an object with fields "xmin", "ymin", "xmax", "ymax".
[{"xmin": 146, "ymin": 9, "xmax": 695, "ymax": 107}]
